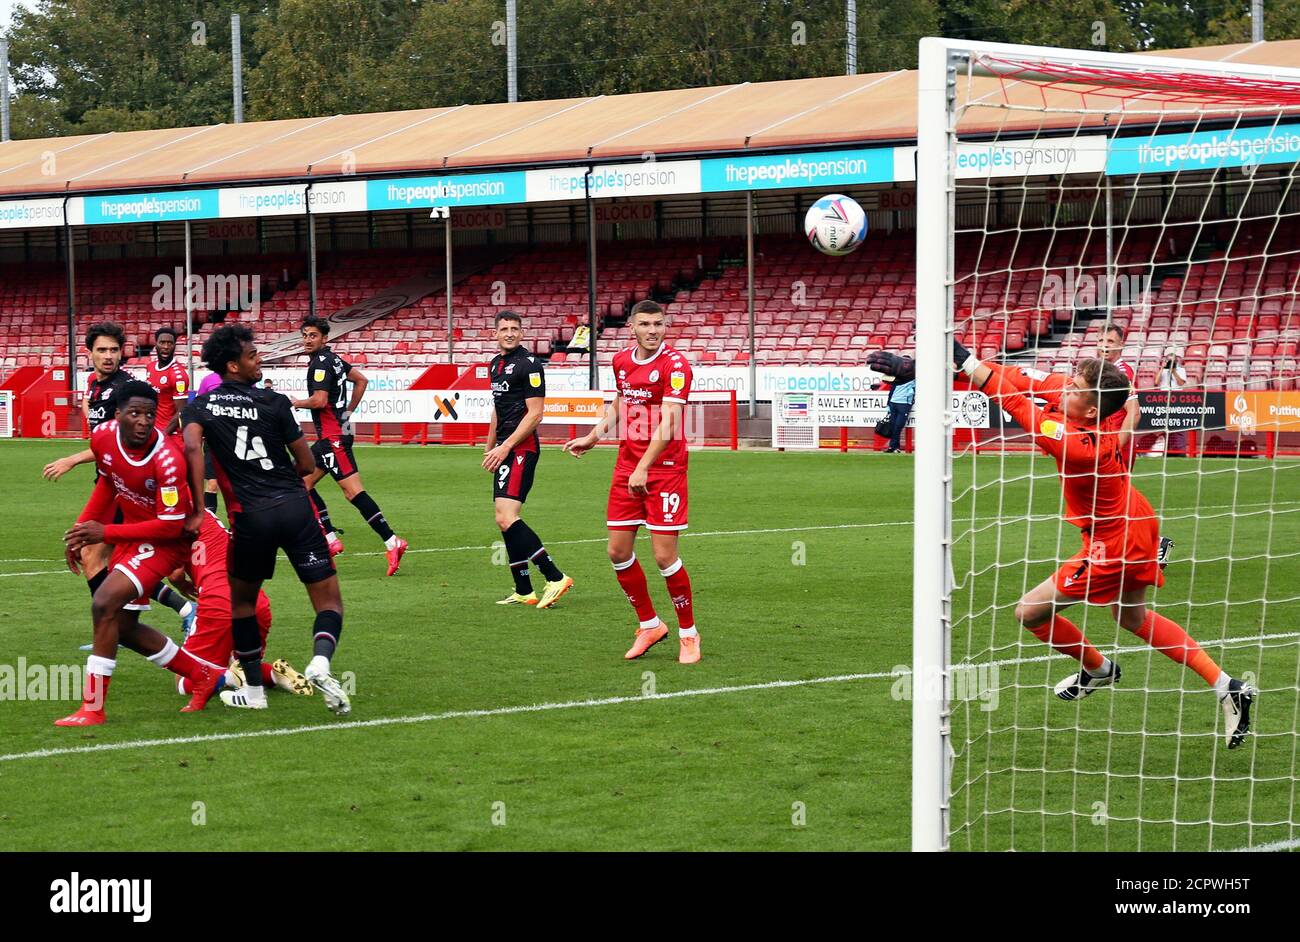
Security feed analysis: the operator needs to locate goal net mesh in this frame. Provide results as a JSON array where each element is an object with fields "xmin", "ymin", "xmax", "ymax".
[{"xmin": 940, "ymin": 48, "xmax": 1300, "ymax": 851}]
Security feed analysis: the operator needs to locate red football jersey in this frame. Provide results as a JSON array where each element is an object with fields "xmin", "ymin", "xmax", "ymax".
[
  {"xmin": 146, "ymin": 358, "xmax": 190, "ymax": 432},
  {"xmin": 83, "ymin": 421, "xmax": 191, "ymax": 530},
  {"xmin": 984, "ymin": 363, "xmax": 1156, "ymax": 564},
  {"xmin": 611, "ymin": 342, "xmax": 693, "ymax": 472},
  {"xmin": 187, "ymin": 510, "xmax": 234, "ymax": 614},
  {"xmin": 1100, "ymin": 358, "xmax": 1137, "ymax": 433}
]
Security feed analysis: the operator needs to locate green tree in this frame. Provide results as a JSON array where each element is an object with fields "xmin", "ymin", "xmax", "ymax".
[
  {"xmin": 247, "ymin": 0, "xmax": 419, "ymax": 118},
  {"xmin": 6, "ymin": 0, "xmax": 277, "ymax": 139}
]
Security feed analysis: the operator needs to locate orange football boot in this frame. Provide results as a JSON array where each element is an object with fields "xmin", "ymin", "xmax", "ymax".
[
  {"xmin": 623, "ymin": 623, "xmax": 669, "ymax": 660},
  {"xmin": 385, "ymin": 538, "xmax": 409, "ymax": 576},
  {"xmin": 678, "ymin": 634, "xmax": 701, "ymax": 664}
]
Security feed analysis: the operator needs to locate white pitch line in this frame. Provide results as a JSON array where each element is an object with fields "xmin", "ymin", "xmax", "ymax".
[
  {"xmin": 3, "ymin": 630, "xmax": 1295, "ymax": 765},
  {"xmin": 0, "ymin": 520, "xmax": 894, "ymax": 572},
  {"xmin": 0, "ymin": 671, "xmax": 889, "ymax": 763},
  {"xmin": 5, "ymin": 496, "xmax": 1294, "ymax": 561},
  {"xmin": 1231, "ymin": 836, "xmax": 1300, "ymax": 852}
]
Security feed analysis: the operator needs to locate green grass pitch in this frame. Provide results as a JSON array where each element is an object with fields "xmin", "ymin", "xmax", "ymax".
[{"xmin": 0, "ymin": 439, "xmax": 1294, "ymax": 851}]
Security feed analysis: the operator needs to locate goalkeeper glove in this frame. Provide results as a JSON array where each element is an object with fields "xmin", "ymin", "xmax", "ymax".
[
  {"xmin": 865, "ymin": 351, "xmax": 915, "ymax": 383},
  {"xmin": 953, "ymin": 339, "xmax": 979, "ymax": 377}
]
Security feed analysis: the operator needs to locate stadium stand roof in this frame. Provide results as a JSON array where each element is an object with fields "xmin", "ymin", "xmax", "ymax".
[{"xmin": 2, "ymin": 38, "xmax": 1299, "ymax": 199}]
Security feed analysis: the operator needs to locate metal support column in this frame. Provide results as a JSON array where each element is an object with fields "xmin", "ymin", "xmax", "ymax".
[{"xmin": 746, "ymin": 190, "xmax": 756, "ymax": 418}]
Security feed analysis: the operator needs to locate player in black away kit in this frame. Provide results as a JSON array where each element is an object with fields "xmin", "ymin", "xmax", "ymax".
[
  {"xmin": 183, "ymin": 324, "xmax": 351, "ymax": 715},
  {"xmin": 292, "ymin": 315, "xmax": 408, "ymax": 576},
  {"xmin": 43, "ymin": 322, "xmax": 194, "ymax": 631},
  {"xmin": 484, "ymin": 311, "xmax": 572, "ymax": 609}
]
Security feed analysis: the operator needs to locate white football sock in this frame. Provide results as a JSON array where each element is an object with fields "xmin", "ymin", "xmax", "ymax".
[
  {"xmin": 1214, "ymin": 672, "xmax": 1233, "ymax": 698},
  {"xmin": 679, "ymin": 626, "xmax": 698, "ymax": 639},
  {"xmin": 384, "ymin": 535, "xmax": 401, "ymax": 550},
  {"xmin": 308, "ymin": 655, "xmax": 331, "ymax": 676},
  {"xmin": 147, "ymin": 637, "xmax": 179, "ymax": 668}
]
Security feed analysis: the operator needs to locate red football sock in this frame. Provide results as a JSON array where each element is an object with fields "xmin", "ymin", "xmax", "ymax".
[
  {"xmin": 81, "ymin": 654, "xmax": 115, "ymax": 712},
  {"xmin": 660, "ymin": 558, "xmax": 695, "ymax": 631},
  {"xmin": 612, "ymin": 554, "xmax": 659, "ymax": 626},
  {"xmin": 163, "ymin": 645, "xmax": 209, "ymax": 682},
  {"xmin": 1027, "ymin": 615, "xmax": 1105, "ymax": 672},
  {"xmin": 260, "ymin": 663, "xmax": 275, "ymax": 686},
  {"xmin": 82, "ymin": 670, "xmax": 111, "ymax": 713},
  {"xmin": 1134, "ymin": 611, "xmax": 1221, "ymax": 685}
]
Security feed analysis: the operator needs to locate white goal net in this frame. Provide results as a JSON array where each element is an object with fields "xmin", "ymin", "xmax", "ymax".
[{"xmin": 913, "ymin": 39, "xmax": 1300, "ymax": 852}]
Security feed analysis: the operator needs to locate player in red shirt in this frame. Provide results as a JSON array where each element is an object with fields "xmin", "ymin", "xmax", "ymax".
[
  {"xmin": 145, "ymin": 327, "xmax": 190, "ymax": 437},
  {"xmin": 1096, "ymin": 322, "xmax": 1140, "ymax": 466},
  {"xmin": 43, "ymin": 323, "xmax": 196, "ymax": 635},
  {"xmin": 563, "ymin": 300, "xmax": 700, "ymax": 664},
  {"xmin": 57, "ymin": 381, "xmax": 220, "ymax": 727},
  {"xmin": 873, "ymin": 344, "xmax": 1254, "ymax": 748},
  {"xmin": 165, "ymin": 510, "xmax": 312, "ymax": 707}
]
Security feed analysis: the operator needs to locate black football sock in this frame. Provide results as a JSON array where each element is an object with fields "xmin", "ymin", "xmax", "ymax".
[
  {"xmin": 231, "ymin": 615, "xmax": 264, "ymax": 688},
  {"xmin": 203, "ymin": 491, "xmax": 219, "ymax": 512},
  {"xmin": 511, "ymin": 519, "xmax": 564, "ymax": 582},
  {"xmin": 312, "ymin": 610, "xmax": 342, "ymax": 660},
  {"xmin": 86, "ymin": 569, "xmax": 107, "ymax": 598},
  {"xmin": 501, "ymin": 521, "xmax": 535, "ymax": 595},
  {"xmin": 309, "ymin": 488, "xmax": 335, "ymax": 535},
  {"xmin": 349, "ymin": 491, "xmax": 395, "ymax": 542},
  {"xmin": 152, "ymin": 584, "xmax": 190, "ymax": 615}
]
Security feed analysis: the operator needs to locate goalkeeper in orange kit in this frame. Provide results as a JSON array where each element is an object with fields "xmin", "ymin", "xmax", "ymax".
[{"xmin": 868, "ymin": 346, "xmax": 1255, "ymax": 749}]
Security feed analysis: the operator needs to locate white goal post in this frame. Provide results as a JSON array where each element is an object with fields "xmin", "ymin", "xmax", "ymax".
[{"xmin": 913, "ymin": 38, "xmax": 1300, "ymax": 852}]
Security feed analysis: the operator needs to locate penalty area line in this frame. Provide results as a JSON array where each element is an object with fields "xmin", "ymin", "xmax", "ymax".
[
  {"xmin": 3, "ymin": 629, "xmax": 1296, "ymax": 765},
  {"xmin": 0, "ymin": 670, "xmax": 891, "ymax": 763}
]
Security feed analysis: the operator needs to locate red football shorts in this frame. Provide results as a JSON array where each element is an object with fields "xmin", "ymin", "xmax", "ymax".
[
  {"xmin": 606, "ymin": 465, "xmax": 689, "ymax": 532},
  {"xmin": 112, "ymin": 540, "xmax": 191, "ymax": 611},
  {"xmin": 182, "ymin": 592, "xmax": 273, "ymax": 668},
  {"xmin": 1053, "ymin": 517, "xmax": 1163, "ymax": 605}
]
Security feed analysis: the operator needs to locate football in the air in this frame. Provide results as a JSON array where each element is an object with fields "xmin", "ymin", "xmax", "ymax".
[{"xmin": 805, "ymin": 194, "xmax": 867, "ymax": 256}]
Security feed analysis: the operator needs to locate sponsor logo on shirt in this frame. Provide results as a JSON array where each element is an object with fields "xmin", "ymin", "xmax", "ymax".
[
  {"xmin": 669, "ymin": 371, "xmax": 686, "ymax": 392},
  {"xmin": 161, "ymin": 486, "xmax": 179, "ymax": 508},
  {"xmin": 529, "ymin": 373, "xmax": 541, "ymax": 388},
  {"xmin": 1040, "ymin": 419, "xmax": 1065, "ymax": 440},
  {"xmin": 314, "ymin": 369, "xmax": 326, "ymax": 382}
]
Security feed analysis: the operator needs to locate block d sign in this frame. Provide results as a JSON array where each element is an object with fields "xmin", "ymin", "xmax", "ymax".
[
  {"xmin": 594, "ymin": 202, "xmax": 655, "ymax": 224},
  {"xmin": 451, "ymin": 209, "xmax": 507, "ymax": 230}
]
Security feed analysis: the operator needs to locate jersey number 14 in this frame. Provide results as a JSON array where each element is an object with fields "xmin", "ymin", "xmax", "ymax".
[{"xmin": 235, "ymin": 425, "xmax": 274, "ymax": 470}]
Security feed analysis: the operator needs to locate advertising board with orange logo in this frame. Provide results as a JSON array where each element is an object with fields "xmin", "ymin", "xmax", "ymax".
[
  {"xmin": 541, "ymin": 395, "xmax": 607, "ymax": 424},
  {"xmin": 1225, "ymin": 392, "xmax": 1300, "ymax": 433}
]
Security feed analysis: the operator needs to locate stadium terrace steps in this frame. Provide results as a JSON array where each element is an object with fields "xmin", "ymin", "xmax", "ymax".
[{"xmin": 0, "ymin": 228, "xmax": 1297, "ymax": 388}]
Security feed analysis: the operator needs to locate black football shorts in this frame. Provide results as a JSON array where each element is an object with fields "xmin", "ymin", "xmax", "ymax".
[
  {"xmin": 229, "ymin": 493, "xmax": 335, "ymax": 585},
  {"xmin": 312, "ymin": 435, "xmax": 359, "ymax": 482},
  {"xmin": 492, "ymin": 447, "xmax": 539, "ymax": 503}
]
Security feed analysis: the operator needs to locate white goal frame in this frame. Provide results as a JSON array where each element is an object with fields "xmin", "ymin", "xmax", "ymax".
[{"xmin": 911, "ymin": 37, "xmax": 1300, "ymax": 852}]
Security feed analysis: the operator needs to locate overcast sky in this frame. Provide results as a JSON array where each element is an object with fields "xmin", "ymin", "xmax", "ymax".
[{"xmin": 1, "ymin": 1, "xmax": 26, "ymax": 33}]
